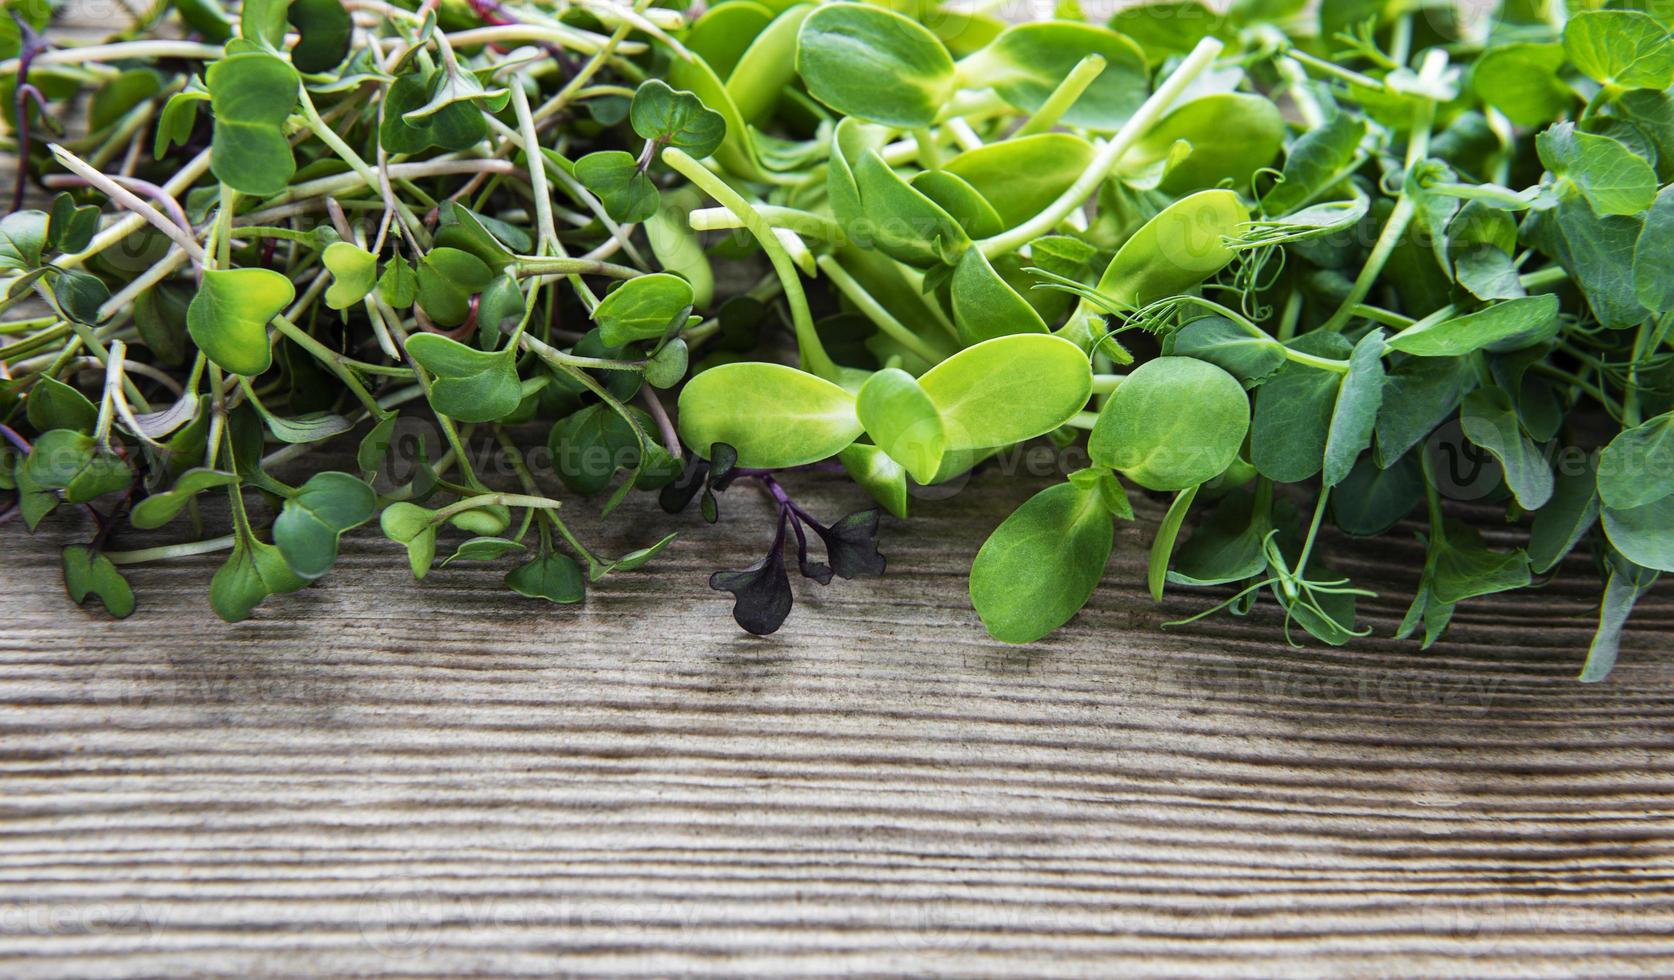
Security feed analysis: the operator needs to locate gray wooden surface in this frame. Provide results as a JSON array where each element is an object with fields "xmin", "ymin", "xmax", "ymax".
[
  {"xmin": 4, "ymin": 467, "xmax": 1674, "ymax": 977},
  {"xmin": 5, "ymin": 14, "xmax": 1674, "ymax": 979}
]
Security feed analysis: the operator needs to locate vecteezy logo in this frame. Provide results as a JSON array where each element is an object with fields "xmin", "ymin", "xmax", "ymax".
[{"xmin": 1424, "ymin": 418, "xmax": 1502, "ymax": 502}]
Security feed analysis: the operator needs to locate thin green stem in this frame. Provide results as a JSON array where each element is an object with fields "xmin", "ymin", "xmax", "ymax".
[
  {"xmin": 662, "ymin": 147, "xmax": 839, "ymax": 381},
  {"xmin": 977, "ymin": 37, "xmax": 1225, "ymax": 258},
  {"xmin": 1015, "ymin": 53, "xmax": 1106, "ymax": 137}
]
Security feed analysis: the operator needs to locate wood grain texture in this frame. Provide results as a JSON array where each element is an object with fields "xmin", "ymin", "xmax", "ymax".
[
  {"xmin": 5, "ymin": 15, "xmax": 1674, "ymax": 980},
  {"xmin": 4, "ymin": 464, "xmax": 1674, "ymax": 978}
]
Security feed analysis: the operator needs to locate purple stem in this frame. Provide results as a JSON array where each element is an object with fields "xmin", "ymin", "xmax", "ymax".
[
  {"xmin": 42, "ymin": 173, "xmax": 195, "ymax": 240},
  {"xmin": 0, "ymin": 421, "xmax": 33, "ymax": 454},
  {"xmin": 639, "ymin": 385, "xmax": 682, "ymax": 459},
  {"xmin": 10, "ymin": 23, "xmax": 47, "ymax": 214}
]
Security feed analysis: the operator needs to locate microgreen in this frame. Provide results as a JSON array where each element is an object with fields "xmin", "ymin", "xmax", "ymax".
[{"xmin": 3, "ymin": 0, "xmax": 1670, "ymax": 679}]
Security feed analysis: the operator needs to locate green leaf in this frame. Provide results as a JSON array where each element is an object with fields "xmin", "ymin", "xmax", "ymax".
[
  {"xmin": 1120, "ymin": 93, "xmax": 1286, "ymax": 195},
  {"xmin": 287, "ymin": 0, "xmax": 352, "ymax": 73},
  {"xmin": 1580, "ymin": 556, "xmax": 1659, "ymax": 682},
  {"xmin": 1460, "ymin": 387, "xmax": 1554, "ymax": 510},
  {"xmin": 1530, "ymin": 460, "xmax": 1599, "ymax": 574},
  {"xmin": 0, "ymin": 210, "xmax": 48, "ymax": 272},
  {"xmin": 1090, "ymin": 356, "xmax": 1249, "ymax": 491},
  {"xmin": 46, "ymin": 193, "xmax": 101, "ymax": 254},
  {"xmin": 156, "ymin": 89, "xmax": 206, "ymax": 158},
  {"xmin": 678, "ymin": 362, "xmax": 861, "ymax": 469},
  {"xmin": 856, "ymin": 367, "xmax": 946, "ymax": 485},
  {"xmin": 23, "ymin": 429, "xmax": 132, "ymax": 503},
  {"xmin": 211, "ymin": 529, "xmax": 308, "ymax": 622},
  {"xmin": 949, "ymin": 247, "xmax": 1048, "ymax": 345},
  {"xmin": 505, "ymin": 551, "xmax": 585, "ymax": 603},
  {"xmin": 1170, "ymin": 486, "xmax": 1271, "ymax": 586},
  {"xmin": 796, "ymin": 4, "xmax": 955, "ymax": 128},
  {"xmin": 1384, "ymin": 295, "xmax": 1560, "ymax": 357},
  {"xmin": 441, "ymin": 536, "xmax": 525, "ymax": 566},
  {"xmin": 378, "ymin": 257, "xmax": 418, "ymax": 307},
  {"xmin": 379, "ymin": 69, "xmax": 489, "ymax": 153},
  {"xmin": 1321, "ymin": 330, "xmax": 1386, "ymax": 488},
  {"xmin": 205, "ymin": 52, "xmax": 299, "ymax": 197},
  {"xmin": 911, "ymin": 170, "xmax": 1004, "ymax": 238},
  {"xmin": 838, "ymin": 442, "xmax": 910, "ymax": 519},
  {"xmin": 1163, "ymin": 316, "xmax": 1287, "ymax": 388},
  {"xmin": 26, "ymin": 376, "xmax": 97, "ymax": 434},
  {"xmin": 54, "ymin": 269, "xmax": 110, "ymax": 325},
  {"xmin": 629, "ymin": 79, "xmax": 725, "ymax": 158},
  {"xmin": 1333, "ymin": 453, "xmax": 1423, "ymax": 536},
  {"xmin": 272, "ymin": 470, "xmax": 375, "ymax": 579},
  {"xmin": 1431, "ymin": 519, "xmax": 1532, "ymax": 605},
  {"xmin": 240, "ymin": 0, "xmax": 287, "ymax": 48},
  {"xmin": 643, "ymin": 338, "xmax": 688, "ymax": 390},
  {"xmin": 1598, "ymin": 409, "xmax": 1674, "ymax": 511},
  {"xmin": 1090, "ymin": 189, "xmax": 1248, "ymax": 309},
  {"xmin": 405, "ymin": 332, "xmax": 521, "ymax": 423},
  {"xmin": 1526, "ymin": 194, "xmax": 1648, "ymax": 329},
  {"xmin": 1633, "ymin": 185, "xmax": 1674, "ymax": 312},
  {"xmin": 61, "ymin": 545, "xmax": 136, "ymax": 618},
  {"xmin": 1250, "ymin": 332, "xmax": 1352, "ymax": 482},
  {"xmin": 379, "ymin": 501, "xmax": 438, "ymax": 578},
  {"xmin": 260, "ymin": 409, "xmax": 353, "ymax": 444},
  {"xmin": 942, "ymin": 134, "xmax": 1094, "ymax": 231},
  {"xmin": 322, "ymin": 241, "xmax": 377, "ymax": 310},
  {"xmin": 548, "ymin": 402, "xmax": 649, "ymax": 495},
  {"xmin": 594, "ymin": 273, "xmax": 693, "ymax": 346},
  {"xmin": 1536, "ymin": 122, "xmax": 1657, "ymax": 217},
  {"xmin": 1470, "ymin": 42, "xmax": 1574, "ymax": 128},
  {"xmin": 574, "ymin": 150, "xmax": 659, "ymax": 224},
  {"xmin": 1454, "ymin": 243, "xmax": 1525, "ymax": 302},
  {"xmin": 957, "ymin": 22, "xmax": 1148, "ymax": 131},
  {"xmin": 1564, "ymin": 9, "xmax": 1674, "ymax": 90},
  {"xmin": 414, "ymin": 246, "xmax": 494, "ymax": 327},
  {"xmin": 187, "ymin": 267, "xmax": 294, "ymax": 376},
  {"xmin": 1263, "ymin": 112, "xmax": 1366, "ymax": 215},
  {"xmin": 969, "ymin": 481, "xmax": 1112, "ymax": 643},
  {"xmin": 918, "ymin": 333, "xmax": 1093, "ymax": 454},
  {"xmin": 131, "ymin": 468, "xmax": 238, "ymax": 529}
]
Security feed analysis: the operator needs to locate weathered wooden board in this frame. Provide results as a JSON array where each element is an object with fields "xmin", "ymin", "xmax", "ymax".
[
  {"xmin": 4, "ymin": 14, "xmax": 1674, "ymax": 979},
  {"xmin": 4, "ymin": 466, "xmax": 1674, "ymax": 977}
]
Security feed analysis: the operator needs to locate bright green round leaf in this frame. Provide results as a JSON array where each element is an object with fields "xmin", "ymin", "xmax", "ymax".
[
  {"xmin": 970, "ymin": 481, "xmax": 1112, "ymax": 643},
  {"xmin": 1093, "ymin": 189, "xmax": 1248, "ymax": 309},
  {"xmin": 677, "ymin": 362, "xmax": 862, "ymax": 468},
  {"xmin": 949, "ymin": 246, "xmax": 1048, "ymax": 346},
  {"xmin": 594, "ymin": 272, "xmax": 694, "ymax": 346},
  {"xmin": 186, "ymin": 267, "xmax": 293, "ymax": 376},
  {"xmin": 943, "ymin": 134, "xmax": 1095, "ymax": 231},
  {"xmin": 1598, "ymin": 410, "xmax": 1674, "ymax": 511},
  {"xmin": 574, "ymin": 150, "xmax": 660, "ymax": 224},
  {"xmin": 1120, "ymin": 93, "xmax": 1285, "ymax": 195},
  {"xmin": 917, "ymin": 334, "xmax": 1092, "ymax": 453},
  {"xmin": 856, "ymin": 367, "xmax": 946, "ymax": 485},
  {"xmin": 1090, "ymin": 356, "xmax": 1248, "ymax": 491},
  {"xmin": 322, "ymin": 241, "xmax": 377, "ymax": 310},
  {"xmin": 796, "ymin": 4, "xmax": 955, "ymax": 128}
]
